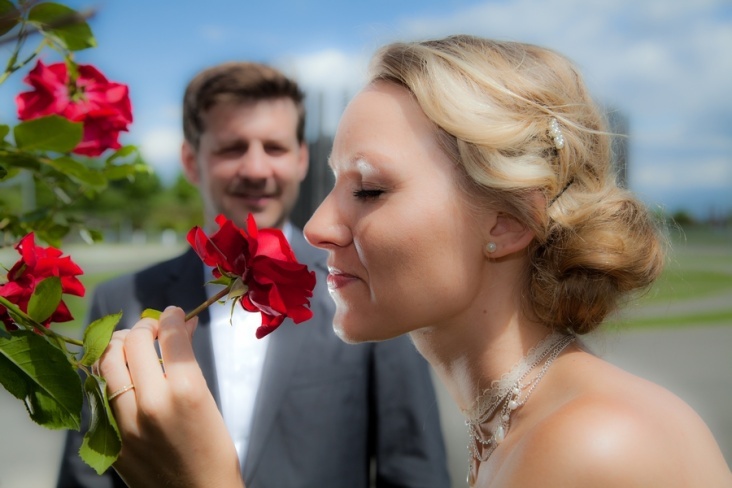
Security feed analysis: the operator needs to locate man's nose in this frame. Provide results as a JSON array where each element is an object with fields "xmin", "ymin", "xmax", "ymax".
[{"xmin": 237, "ymin": 145, "xmax": 271, "ymax": 179}]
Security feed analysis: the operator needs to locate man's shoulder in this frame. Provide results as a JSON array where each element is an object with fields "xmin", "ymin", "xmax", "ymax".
[
  {"xmin": 94, "ymin": 250, "xmax": 195, "ymax": 297},
  {"xmin": 135, "ymin": 249, "xmax": 196, "ymax": 279}
]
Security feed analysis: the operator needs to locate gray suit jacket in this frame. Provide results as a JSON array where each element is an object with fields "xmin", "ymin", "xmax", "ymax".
[{"xmin": 57, "ymin": 230, "xmax": 449, "ymax": 488}]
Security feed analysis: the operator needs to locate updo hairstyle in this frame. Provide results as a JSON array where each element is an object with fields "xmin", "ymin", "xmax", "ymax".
[{"xmin": 369, "ymin": 35, "xmax": 665, "ymax": 334}]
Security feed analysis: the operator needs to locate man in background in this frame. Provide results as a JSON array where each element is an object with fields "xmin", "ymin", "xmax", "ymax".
[{"xmin": 57, "ymin": 61, "xmax": 449, "ymax": 487}]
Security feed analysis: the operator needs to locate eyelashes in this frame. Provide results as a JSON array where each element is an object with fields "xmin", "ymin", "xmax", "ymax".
[{"xmin": 352, "ymin": 188, "xmax": 385, "ymax": 200}]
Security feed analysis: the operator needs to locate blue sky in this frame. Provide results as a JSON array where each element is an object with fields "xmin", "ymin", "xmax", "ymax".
[{"xmin": 3, "ymin": 0, "xmax": 731, "ymax": 218}]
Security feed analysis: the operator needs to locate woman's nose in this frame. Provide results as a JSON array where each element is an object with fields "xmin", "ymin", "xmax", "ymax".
[{"xmin": 304, "ymin": 192, "xmax": 351, "ymax": 249}]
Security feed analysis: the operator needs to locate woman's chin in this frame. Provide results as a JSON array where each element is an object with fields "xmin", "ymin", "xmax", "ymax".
[{"xmin": 333, "ymin": 321, "xmax": 397, "ymax": 344}]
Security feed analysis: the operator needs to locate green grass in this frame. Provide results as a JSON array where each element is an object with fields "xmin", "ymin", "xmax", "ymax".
[
  {"xmin": 618, "ymin": 309, "xmax": 732, "ymax": 329},
  {"xmin": 642, "ymin": 269, "xmax": 732, "ymax": 303},
  {"xmin": 615, "ymin": 226, "xmax": 732, "ymax": 329}
]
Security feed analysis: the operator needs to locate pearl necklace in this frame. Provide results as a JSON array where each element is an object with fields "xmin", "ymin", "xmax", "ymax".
[{"xmin": 464, "ymin": 332, "xmax": 575, "ymax": 486}]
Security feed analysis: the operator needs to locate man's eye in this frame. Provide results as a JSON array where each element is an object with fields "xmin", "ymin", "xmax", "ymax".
[
  {"xmin": 264, "ymin": 145, "xmax": 287, "ymax": 155},
  {"xmin": 353, "ymin": 189, "xmax": 384, "ymax": 200},
  {"xmin": 217, "ymin": 146, "xmax": 246, "ymax": 156}
]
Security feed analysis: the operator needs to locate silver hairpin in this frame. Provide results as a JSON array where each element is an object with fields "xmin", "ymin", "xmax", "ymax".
[{"xmin": 549, "ymin": 118, "xmax": 565, "ymax": 150}]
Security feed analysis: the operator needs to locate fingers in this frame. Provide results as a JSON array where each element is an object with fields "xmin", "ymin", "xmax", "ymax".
[
  {"xmin": 99, "ymin": 306, "xmax": 205, "ymax": 430},
  {"xmin": 157, "ymin": 307, "xmax": 210, "ymax": 400},
  {"xmin": 99, "ymin": 308, "xmax": 242, "ymax": 487},
  {"xmin": 157, "ymin": 307, "xmax": 198, "ymax": 370},
  {"xmin": 99, "ymin": 329, "xmax": 137, "ymax": 419},
  {"xmin": 124, "ymin": 316, "xmax": 167, "ymax": 399}
]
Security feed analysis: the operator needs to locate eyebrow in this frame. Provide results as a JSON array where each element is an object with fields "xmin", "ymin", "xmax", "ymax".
[
  {"xmin": 327, "ymin": 153, "xmax": 382, "ymax": 174},
  {"xmin": 355, "ymin": 158, "xmax": 381, "ymax": 178}
]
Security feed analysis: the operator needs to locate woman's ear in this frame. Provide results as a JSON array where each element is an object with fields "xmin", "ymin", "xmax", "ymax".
[{"xmin": 484, "ymin": 212, "xmax": 535, "ymax": 258}]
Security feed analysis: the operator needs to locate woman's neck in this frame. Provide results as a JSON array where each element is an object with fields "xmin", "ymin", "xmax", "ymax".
[
  {"xmin": 409, "ymin": 250, "xmax": 553, "ymax": 413},
  {"xmin": 410, "ymin": 308, "xmax": 551, "ymax": 414}
]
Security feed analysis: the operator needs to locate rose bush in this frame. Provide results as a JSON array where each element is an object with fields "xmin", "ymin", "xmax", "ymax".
[{"xmin": 0, "ymin": 0, "xmax": 145, "ymax": 474}]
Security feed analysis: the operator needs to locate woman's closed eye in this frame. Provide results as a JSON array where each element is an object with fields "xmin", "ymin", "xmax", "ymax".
[{"xmin": 353, "ymin": 188, "xmax": 384, "ymax": 200}]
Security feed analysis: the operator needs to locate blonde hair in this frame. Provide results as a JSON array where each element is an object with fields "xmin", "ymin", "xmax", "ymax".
[{"xmin": 369, "ymin": 35, "xmax": 665, "ymax": 334}]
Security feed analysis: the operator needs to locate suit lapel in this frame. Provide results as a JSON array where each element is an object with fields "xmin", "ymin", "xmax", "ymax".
[{"xmin": 243, "ymin": 229, "xmax": 328, "ymax": 481}]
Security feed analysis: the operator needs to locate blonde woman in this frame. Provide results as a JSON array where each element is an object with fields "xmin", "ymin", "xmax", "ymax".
[{"xmin": 100, "ymin": 35, "xmax": 731, "ymax": 487}]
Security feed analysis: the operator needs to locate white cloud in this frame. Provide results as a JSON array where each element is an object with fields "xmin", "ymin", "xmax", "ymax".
[
  {"xmin": 277, "ymin": 49, "xmax": 370, "ymax": 135},
  {"xmin": 392, "ymin": 0, "xmax": 731, "ymax": 114},
  {"xmin": 278, "ymin": 49, "xmax": 368, "ymax": 93},
  {"xmin": 634, "ymin": 158, "xmax": 732, "ymax": 189},
  {"xmin": 139, "ymin": 127, "xmax": 183, "ymax": 181}
]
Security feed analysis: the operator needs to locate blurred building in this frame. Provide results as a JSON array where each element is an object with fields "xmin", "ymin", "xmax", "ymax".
[
  {"xmin": 291, "ymin": 132, "xmax": 335, "ymax": 229},
  {"xmin": 607, "ymin": 108, "xmax": 630, "ymax": 188}
]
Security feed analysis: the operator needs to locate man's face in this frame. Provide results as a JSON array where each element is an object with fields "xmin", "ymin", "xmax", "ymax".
[{"xmin": 182, "ymin": 98, "xmax": 308, "ymax": 230}]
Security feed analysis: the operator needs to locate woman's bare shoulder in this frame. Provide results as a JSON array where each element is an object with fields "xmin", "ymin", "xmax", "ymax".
[{"xmin": 495, "ymin": 356, "xmax": 731, "ymax": 487}]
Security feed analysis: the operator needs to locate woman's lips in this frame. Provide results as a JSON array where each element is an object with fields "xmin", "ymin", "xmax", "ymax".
[{"xmin": 327, "ymin": 268, "xmax": 359, "ymax": 290}]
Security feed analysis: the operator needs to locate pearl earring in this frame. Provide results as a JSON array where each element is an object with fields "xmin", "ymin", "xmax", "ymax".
[{"xmin": 486, "ymin": 242, "xmax": 497, "ymax": 254}]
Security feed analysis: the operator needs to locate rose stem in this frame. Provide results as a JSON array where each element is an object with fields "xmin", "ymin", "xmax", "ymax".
[{"xmin": 185, "ymin": 286, "xmax": 231, "ymax": 321}]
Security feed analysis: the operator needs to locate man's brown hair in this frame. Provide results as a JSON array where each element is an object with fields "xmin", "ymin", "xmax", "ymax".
[{"xmin": 183, "ymin": 61, "xmax": 306, "ymax": 148}]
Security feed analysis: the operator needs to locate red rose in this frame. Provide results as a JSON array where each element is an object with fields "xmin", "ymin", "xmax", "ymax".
[
  {"xmin": 187, "ymin": 214, "xmax": 316, "ymax": 338},
  {"xmin": 15, "ymin": 60, "xmax": 132, "ymax": 156},
  {"xmin": 0, "ymin": 233, "xmax": 85, "ymax": 331}
]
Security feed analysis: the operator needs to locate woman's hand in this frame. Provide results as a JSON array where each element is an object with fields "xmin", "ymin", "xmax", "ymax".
[{"xmin": 99, "ymin": 306, "xmax": 244, "ymax": 488}]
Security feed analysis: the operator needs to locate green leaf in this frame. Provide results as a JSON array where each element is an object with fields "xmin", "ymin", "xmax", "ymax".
[
  {"xmin": 28, "ymin": 2, "xmax": 96, "ymax": 51},
  {"xmin": 0, "ymin": 0, "xmax": 20, "ymax": 37},
  {"xmin": 14, "ymin": 115, "xmax": 83, "ymax": 153},
  {"xmin": 0, "ymin": 153, "xmax": 41, "ymax": 171},
  {"xmin": 0, "ymin": 123, "xmax": 10, "ymax": 141},
  {"xmin": 105, "ymin": 145, "xmax": 139, "ymax": 164},
  {"xmin": 80, "ymin": 374, "xmax": 121, "ymax": 474},
  {"xmin": 0, "ymin": 163, "xmax": 6, "ymax": 180},
  {"xmin": 0, "ymin": 330, "xmax": 83, "ymax": 430},
  {"xmin": 140, "ymin": 308, "xmax": 161, "ymax": 320},
  {"xmin": 104, "ymin": 162, "xmax": 150, "ymax": 181},
  {"xmin": 47, "ymin": 156, "xmax": 107, "ymax": 190},
  {"xmin": 0, "ymin": 295, "xmax": 36, "ymax": 330},
  {"xmin": 27, "ymin": 276, "xmax": 62, "ymax": 324},
  {"xmin": 81, "ymin": 313, "xmax": 121, "ymax": 367},
  {"xmin": 0, "ymin": 341, "xmax": 28, "ymax": 399},
  {"xmin": 208, "ymin": 274, "xmax": 234, "ymax": 287}
]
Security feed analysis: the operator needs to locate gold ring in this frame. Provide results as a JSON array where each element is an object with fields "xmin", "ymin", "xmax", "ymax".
[{"xmin": 108, "ymin": 383, "xmax": 135, "ymax": 401}]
